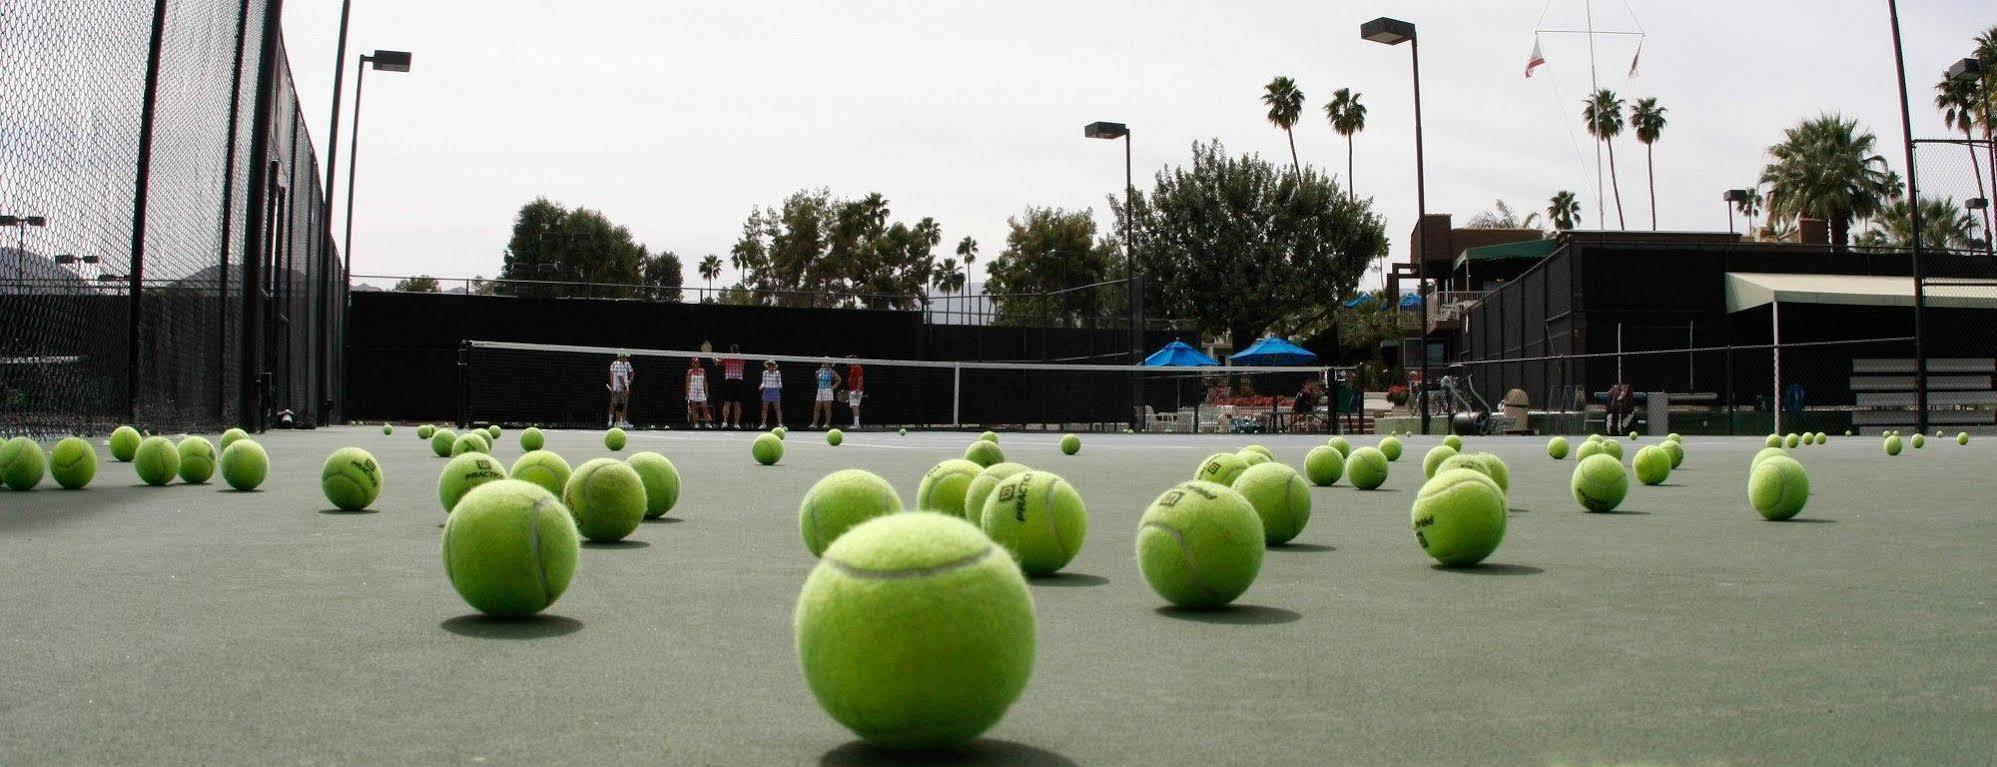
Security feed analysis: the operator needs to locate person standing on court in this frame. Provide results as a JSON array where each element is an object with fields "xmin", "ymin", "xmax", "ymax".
[
  {"xmin": 844, "ymin": 356, "xmax": 866, "ymax": 429},
  {"xmin": 685, "ymin": 356, "xmax": 712, "ymax": 429},
  {"xmin": 719, "ymin": 345, "xmax": 747, "ymax": 429},
  {"xmin": 607, "ymin": 353, "xmax": 635, "ymax": 428},
  {"xmin": 758, "ymin": 359, "xmax": 784, "ymax": 429},
  {"xmin": 809, "ymin": 360, "xmax": 843, "ymax": 429}
]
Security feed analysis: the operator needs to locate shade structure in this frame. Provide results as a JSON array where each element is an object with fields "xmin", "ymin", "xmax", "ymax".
[
  {"xmin": 1724, "ymin": 272, "xmax": 1997, "ymax": 312},
  {"xmin": 1228, "ymin": 337, "xmax": 1318, "ymax": 366},
  {"xmin": 1343, "ymin": 293, "xmax": 1378, "ymax": 308},
  {"xmin": 1398, "ymin": 292, "xmax": 1422, "ymax": 309},
  {"xmin": 1143, "ymin": 340, "xmax": 1219, "ymax": 367}
]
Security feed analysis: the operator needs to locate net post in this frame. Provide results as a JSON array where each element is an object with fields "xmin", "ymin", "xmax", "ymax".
[
  {"xmin": 458, "ymin": 340, "xmax": 470, "ymax": 428},
  {"xmin": 952, "ymin": 363, "xmax": 961, "ymax": 428}
]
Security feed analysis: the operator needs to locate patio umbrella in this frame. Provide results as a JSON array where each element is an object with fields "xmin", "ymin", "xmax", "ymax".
[
  {"xmin": 1143, "ymin": 340, "xmax": 1220, "ymax": 367},
  {"xmin": 1397, "ymin": 292, "xmax": 1422, "ymax": 309},
  {"xmin": 1228, "ymin": 337, "xmax": 1318, "ymax": 366}
]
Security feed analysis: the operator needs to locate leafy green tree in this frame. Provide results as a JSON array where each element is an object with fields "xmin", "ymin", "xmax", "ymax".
[
  {"xmin": 641, "ymin": 251, "xmax": 684, "ymax": 302},
  {"xmin": 1547, "ymin": 191, "xmax": 1582, "ymax": 232},
  {"xmin": 1855, "ymin": 197, "xmax": 1988, "ymax": 252},
  {"xmin": 1759, "ymin": 114, "xmax": 1903, "ymax": 247},
  {"xmin": 1631, "ymin": 97, "xmax": 1668, "ymax": 231},
  {"xmin": 1583, "ymin": 89, "xmax": 1628, "ymax": 229},
  {"xmin": 1323, "ymin": 88, "xmax": 1366, "ymax": 201},
  {"xmin": 392, "ymin": 275, "xmax": 440, "ymax": 293},
  {"xmin": 727, "ymin": 189, "xmax": 938, "ymax": 309},
  {"xmin": 1262, "ymin": 76, "xmax": 1306, "ymax": 178},
  {"xmin": 498, "ymin": 198, "xmax": 651, "ymax": 298},
  {"xmin": 983, "ymin": 207, "xmax": 1118, "ymax": 326},
  {"xmin": 1113, "ymin": 140, "xmax": 1386, "ymax": 350}
]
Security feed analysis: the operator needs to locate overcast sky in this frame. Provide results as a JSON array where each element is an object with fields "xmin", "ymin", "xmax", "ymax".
[{"xmin": 277, "ymin": 1, "xmax": 1995, "ymax": 292}]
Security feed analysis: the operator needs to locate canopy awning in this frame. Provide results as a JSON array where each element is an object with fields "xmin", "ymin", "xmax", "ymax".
[
  {"xmin": 1143, "ymin": 340, "xmax": 1220, "ymax": 367},
  {"xmin": 1724, "ymin": 272, "xmax": 1997, "ymax": 313},
  {"xmin": 1229, "ymin": 337, "xmax": 1318, "ymax": 366},
  {"xmin": 1453, "ymin": 238, "xmax": 1560, "ymax": 271}
]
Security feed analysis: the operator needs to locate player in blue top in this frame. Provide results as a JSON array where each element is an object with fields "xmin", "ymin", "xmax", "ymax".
[{"xmin": 809, "ymin": 360, "xmax": 843, "ymax": 429}]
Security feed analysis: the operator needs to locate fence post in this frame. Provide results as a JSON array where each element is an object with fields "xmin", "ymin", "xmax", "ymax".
[
  {"xmin": 124, "ymin": 0, "xmax": 170, "ymax": 424},
  {"xmin": 239, "ymin": 0, "xmax": 285, "ymax": 431}
]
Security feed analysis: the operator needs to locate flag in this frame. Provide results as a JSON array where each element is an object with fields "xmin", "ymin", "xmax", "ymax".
[
  {"xmin": 1525, "ymin": 37, "xmax": 1546, "ymax": 78},
  {"xmin": 1628, "ymin": 38, "xmax": 1643, "ymax": 78}
]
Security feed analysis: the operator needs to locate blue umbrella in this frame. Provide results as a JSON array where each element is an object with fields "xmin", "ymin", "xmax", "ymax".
[
  {"xmin": 1342, "ymin": 293, "xmax": 1378, "ymax": 308},
  {"xmin": 1228, "ymin": 337, "xmax": 1318, "ymax": 366},
  {"xmin": 1397, "ymin": 292, "xmax": 1422, "ymax": 309},
  {"xmin": 1143, "ymin": 340, "xmax": 1220, "ymax": 367}
]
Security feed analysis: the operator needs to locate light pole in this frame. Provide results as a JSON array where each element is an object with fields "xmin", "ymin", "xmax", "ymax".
[
  {"xmin": 1085, "ymin": 120, "xmax": 1143, "ymax": 431},
  {"xmin": 1724, "ymin": 189, "xmax": 1749, "ymax": 236},
  {"xmin": 1886, "ymin": 0, "xmax": 1930, "ymax": 434},
  {"xmin": 339, "ymin": 48, "xmax": 410, "ymax": 423},
  {"xmin": 1362, "ymin": 16, "xmax": 1430, "ymax": 435},
  {"xmin": 1970, "ymin": 198, "xmax": 1991, "ymax": 254}
]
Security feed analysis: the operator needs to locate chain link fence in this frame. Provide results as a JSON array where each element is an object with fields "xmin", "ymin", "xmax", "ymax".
[{"xmin": 1, "ymin": 0, "xmax": 339, "ymax": 440}]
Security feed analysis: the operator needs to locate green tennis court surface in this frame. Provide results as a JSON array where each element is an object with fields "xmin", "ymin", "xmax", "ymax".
[{"xmin": 2, "ymin": 429, "xmax": 1991, "ymax": 765}]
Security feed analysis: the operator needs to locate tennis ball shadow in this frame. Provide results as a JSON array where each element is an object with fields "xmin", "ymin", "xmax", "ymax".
[
  {"xmin": 581, "ymin": 539, "xmax": 651, "ymax": 550},
  {"xmin": 317, "ymin": 508, "xmax": 380, "ymax": 515},
  {"xmin": 1586, "ymin": 509, "xmax": 1651, "ymax": 516},
  {"xmin": 1154, "ymin": 604, "xmax": 1302, "ymax": 625},
  {"xmin": 1028, "ymin": 572, "xmax": 1108, "ymax": 588},
  {"xmin": 640, "ymin": 516, "xmax": 684, "ymax": 524},
  {"xmin": 217, "ymin": 488, "xmax": 263, "ymax": 493},
  {"xmin": 1430, "ymin": 563, "xmax": 1544, "ymax": 576},
  {"xmin": 1770, "ymin": 517, "xmax": 1837, "ymax": 524},
  {"xmin": 439, "ymin": 614, "xmax": 583, "ymax": 639},
  {"xmin": 1268, "ymin": 542, "xmax": 1334, "ymax": 553},
  {"xmin": 820, "ymin": 738, "xmax": 1078, "ymax": 767}
]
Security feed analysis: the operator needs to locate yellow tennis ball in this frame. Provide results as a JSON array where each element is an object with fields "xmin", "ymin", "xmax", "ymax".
[
  {"xmin": 562, "ymin": 458, "xmax": 647, "ymax": 542},
  {"xmin": 917, "ymin": 459, "xmax": 984, "ymax": 517},
  {"xmin": 442, "ymin": 480, "xmax": 579, "ymax": 617},
  {"xmin": 1193, "ymin": 452, "xmax": 1249, "ymax": 486},
  {"xmin": 979, "ymin": 470, "xmax": 1087, "ymax": 576},
  {"xmin": 509, "ymin": 450, "xmax": 572, "ymax": 497},
  {"xmin": 799, "ymin": 469, "xmax": 903, "ymax": 556},
  {"xmin": 176, "ymin": 436, "xmax": 216, "ymax": 484},
  {"xmin": 625, "ymin": 451, "xmax": 681, "ymax": 519},
  {"xmin": 1412, "ymin": 468, "xmax": 1507, "ymax": 566},
  {"xmin": 49, "ymin": 436, "xmax": 96, "ymax": 490},
  {"xmin": 219, "ymin": 440, "xmax": 268, "ymax": 491},
  {"xmin": 963, "ymin": 462, "xmax": 1030, "ymax": 527},
  {"xmin": 1231, "ymin": 462, "xmax": 1311, "ymax": 545},
  {"xmin": 321, "ymin": 447, "xmax": 383, "ymax": 510},
  {"xmin": 1136, "ymin": 480, "xmax": 1264, "ymax": 607},
  {"xmin": 133, "ymin": 436, "xmax": 180, "ymax": 486},
  {"xmin": 439, "ymin": 452, "xmax": 508, "ymax": 514}
]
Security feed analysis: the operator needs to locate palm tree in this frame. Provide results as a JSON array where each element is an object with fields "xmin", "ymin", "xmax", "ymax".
[
  {"xmin": 1323, "ymin": 88, "xmax": 1366, "ymax": 201},
  {"xmin": 1466, "ymin": 200, "xmax": 1542, "ymax": 230},
  {"xmin": 1936, "ymin": 71, "xmax": 1993, "ymax": 246},
  {"xmin": 1547, "ymin": 191, "xmax": 1582, "ymax": 232},
  {"xmin": 1759, "ymin": 114, "xmax": 1903, "ymax": 247},
  {"xmin": 697, "ymin": 254, "xmax": 722, "ymax": 298},
  {"xmin": 1630, "ymin": 97, "xmax": 1668, "ymax": 231},
  {"xmin": 1736, "ymin": 188, "xmax": 1764, "ymax": 239},
  {"xmin": 1977, "ymin": 26, "xmax": 1997, "ymax": 232},
  {"xmin": 1582, "ymin": 89, "xmax": 1628, "ymax": 229},
  {"xmin": 1858, "ymin": 197, "xmax": 1989, "ymax": 252},
  {"xmin": 955, "ymin": 235, "xmax": 979, "ymax": 322},
  {"xmin": 1262, "ymin": 76, "xmax": 1306, "ymax": 178}
]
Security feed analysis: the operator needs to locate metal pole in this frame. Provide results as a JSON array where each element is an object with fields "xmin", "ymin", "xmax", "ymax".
[
  {"xmin": 324, "ymin": 0, "xmax": 351, "ymax": 223},
  {"xmin": 1411, "ymin": 36, "xmax": 1431, "ymax": 435},
  {"xmin": 1886, "ymin": 0, "xmax": 1929, "ymax": 434},
  {"xmin": 125, "ymin": 0, "xmax": 170, "ymax": 425},
  {"xmin": 952, "ymin": 364, "xmax": 962, "ymax": 427},
  {"xmin": 241, "ymin": 0, "xmax": 284, "ymax": 431},
  {"xmin": 339, "ymin": 57, "xmax": 369, "ymax": 425},
  {"xmin": 1772, "ymin": 299, "xmax": 1781, "ymax": 435},
  {"xmin": 1125, "ymin": 131, "xmax": 1143, "ymax": 431},
  {"xmin": 218, "ymin": 0, "xmax": 252, "ymax": 423}
]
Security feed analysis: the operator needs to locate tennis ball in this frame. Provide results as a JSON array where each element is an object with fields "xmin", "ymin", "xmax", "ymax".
[
  {"xmin": 1764, "ymin": 434, "xmax": 1782, "ymax": 448},
  {"xmin": 1959, "ymin": 432, "xmax": 1970, "ymax": 446},
  {"xmin": 980, "ymin": 431, "xmax": 999, "ymax": 443},
  {"xmin": 963, "ymin": 462, "xmax": 1030, "ymax": 526},
  {"xmin": 1378, "ymin": 436, "xmax": 1404, "ymax": 461},
  {"xmin": 1633, "ymin": 445, "xmax": 1671, "ymax": 486},
  {"xmin": 917, "ymin": 459, "xmax": 984, "ymax": 517},
  {"xmin": 795, "ymin": 513, "xmax": 1033, "ymax": 749},
  {"xmin": 519, "ymin": 427, "xmax": 544, "ymax": 451},
  {"xmin": 109, "ymin": 425, "xmax": 142, "ymax": 461},
  {"xmin": 509, "ymin": 450, "xmax": 572, "ymax": 497},
  {"xmin": 1814, "ymin": 432, "xmax": 1827, "ymax": 445},
  {"xmin": 417, "ymin": 424, "xmax": 435, "ymax": 440},
  {"xmin": 1346, "ymin": 446, "xmax": 1390, "ymax": 490},
  {"xmin": 430, "ymin": 428, "xmax": 457, "ymax": 457},
  {"xmin": 1845, "ymin": 430, "xmax": 1853, "ymax": 437},
  {"xmin": 1666, "ymin": 433, "xmax": 1682, "ymax": 443},
  {"xmin": 220, "ymin": 427, "xmax": 249, "ymax": 449},
  {"xmin": 774, "ymin": 426, "xmax": 789, "ymax": 440},
  {"xmin": 1232, "ymin": 462, "xmax": 1311, "ymax": 545},
  {"xmin": 219, "ymin": 440, "xmax": 268, "ymax": 491},
  {"xmin": 1, "ymin": 437, "xmax": 47, "ymax": 491},
  {"xmin": 1303, "ymin": 445, "xmax": 1344, "ymax": 486},
  {"xmin": 1575, "ymin": 440, "xmax": 1607, "ymax": 462},
  {"xmin": 752, "ymin": 433, "xmax": 784, "ymax": 465},
  {"xmin": 898, "ymin": 428, "xmax": 908, "ymax": 437},
  {"xmin": 1411, "ymin": 469, "xmax": 1508, "ymax": 566},
  {"xmin": 487, "ymin": 425, "xmax": 502, "ymax": 441},
  {"xmin": 1783, "ymin": 433, "xmax": 1800, "ymax": 449},
  {"xmin": 383, "ymin": 423, "xmax": 394, "ymax": 435},
  {"xmin": 1748, "ymin": 455, "xmax": 1809, "ymax": 521},
  {"xmin": 604, "ymin": 427, "xmax": 627, "ymax": 451},
  {"xmin": 1912, "ymin": 433, "xmax": 1926, "ymax": 449},
  {"xmin": 1136, "ymin": 480, "xmax": 1264, "ymax": 607},
  {"xmin": 1571, "ymin": 453, "xmax": 1629, "ymax": 512},
  {"xmin": 1194, "ymin": 452, "xmax": 1250, "ymax": 486},
  {"xmin": 562, "ymin": 458, "xmax": 647, "ymax": 542},
  {"xmin": 799, "ymin": 469, "xmax": 903, "ymax": 556},
  {"xmin": 441, "ymin": 480, "xmax": 579, "ymax": 617},
  {"xmin": 1659, "ymin": 439, "xmax": 1685, "ymax": 469},
  {"xmin": 321, "ymin": 447, "xmax": 382, "ymax": 510},
  {"xmin": 1628, "ymin": 431, "xmax": 1639, "ymax": 440},
  {"xmin": 48, "ymin": 437, "xmax": 95, "ymax": 490},
  {"xmin": 1473, "ymin": 453, "xmax": 1511, "ymax": 493},
  {"xmin": 1236, "ymin": 449, "xmax": 1271, "ymax": 468},
  {"xmin": 1587, "ymin": 434, "xmax": 1605, "ymax": 443},
  {"xmin": 1442, "ymin": 434, "xmax": 1463, "ymax": 451},
  {"xmin": 1421, "ymin": 445, "xmax": 1459, "ymax": 479},
  {"xmin": 979, "ymin": 470, "xmax": 1087, "ymax": 575},
  {"xmin": 827, "ymin": 428, "xmax": 844, "ymax": 446},
  {"xmin": 133, "ymin": 436, "xmax": 179, "ymax": 486},
  {"xmin": 1753, "ymin": 446, "xmax": 1788, "ymax": 468},
  {"xmin": 1601, "ymin": 438, "xmax": 1624, "ymax": 461},
  {"xmin": 439, "ymin": 452, "xmax": 508, "ymax": 514},
  {"xmin": 1884, "ymin": 435, "xmax": 1903, "ymax": 456},
  {"xmin": 1059, "ymin": 433, "xmax": 1081, "ymax": 455},
  {"xmin": 1434, "ymin": 453, "xmax": 1492, "ymax": 486},
  {"xmin": 1239, "ymin": 445, "xmax": 1274, "ymax": 461},
  {"xmin": 964, "ymin": 440, "xmax": 1005, "ymax": 468},
  {"xmin": 175, "ymin": 437, "xmax": 216, "ymax": 484},
  {"xmin": 1327, "ymin": 436, "xmax": 1352, "ymax": 457},
  {"xmin": 626, "ymin": 451, "xmax": 681, "ymax": 519},
  {"xmin": 450, "ymin": 433, "xmax": 486, "ymax": 457}
]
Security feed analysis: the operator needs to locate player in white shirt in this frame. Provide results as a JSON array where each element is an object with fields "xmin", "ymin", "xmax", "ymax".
[{"xmin": 608, "ymin": 353, "xmax": 635, "ymax": 428}]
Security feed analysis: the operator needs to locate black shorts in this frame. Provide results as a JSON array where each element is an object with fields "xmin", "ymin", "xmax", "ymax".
[{"xmin": 721, "ymin": 378, "xmax": 744, "ymax": 402}]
